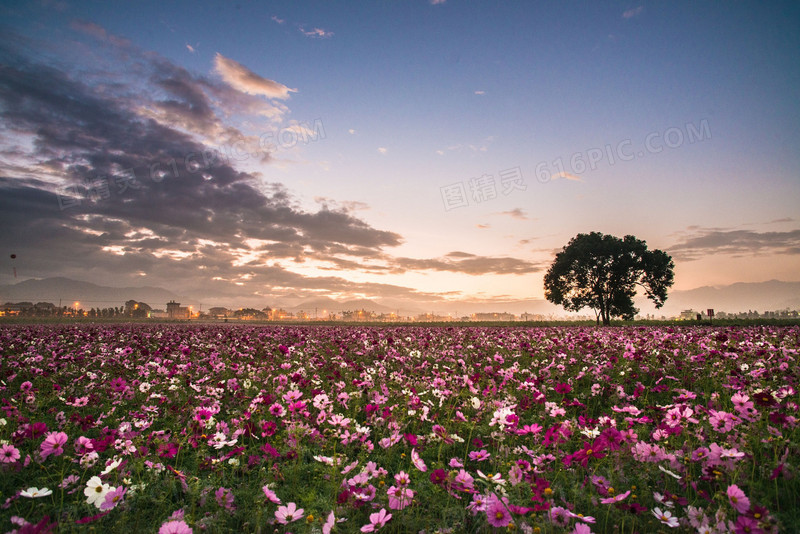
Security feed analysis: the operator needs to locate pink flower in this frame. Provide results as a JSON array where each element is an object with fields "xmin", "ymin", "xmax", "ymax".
[
  {"xmin": 468, "ymin": 449, "xmax": 491, "ymax": 462},
  {"xmin": 486, "ymin": 499, "xmax": 512, "ymax": 528},
  {"xmin": 549, "ymin": 506, "xmax": 572, "ymax": 528},
  {"xmin": 387, "ymin": 485, "xmax": 414, "ymax": 510},
  {"xmin": 40, "ymin": 431, "xmax": 68, "ymax": 459},
  {"xmin": 275, "ymin": 502, "xmax": 304, "ymax": 524},
  {"xmin": 0, "ymin": 444, "xmax": 21, "ymax": 464},
  {"xmin": 262, "ymin": 486, "xmax": 281, "ymax": 504},
  {"xmin": 100, "ymin": 486, "xmax": 127, "ymax": 511},
  {"xmin": 410, "ymin": 448, "xmax": 427, "ymax": 472},
  {"xmin": 571, "ymin": 524, "xmax": 593, "ymax": 534},
  {"xmin": 394, "ymin": 471, "xmax": 411, "ymax": 486},
  {"xmin": 322, "ymin": 511, "xmax": 336, "ymax": 534},
  {"xmin": 727, "ymin": 484, "xmax": 750, "ymax": 514},
  {"xmin": 360, "ymin": 508, "xmax": 392, "ymax": 532},
  {"xmin": 600, "ymin": 490, "xmax": 631, "ymax": 504},
  {"xmin": 159, "ymin": 520, "xmax": 192, "ymax": 534}
]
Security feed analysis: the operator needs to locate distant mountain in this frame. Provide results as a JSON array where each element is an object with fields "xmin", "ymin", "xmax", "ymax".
[
  {"xmin": 0, "ymin": 277, "xmax": 184, "ymax": 309},
  {"xmin": 636, "ymin": 280, "xmax": 800, "ymax": 317},
  {"xmin": 3, "ymin": 277, "xmax": 798, "ymax": 319},
  {"xmin": 288, "ymin": 298, "xmax": 398, "ymax": 315}
]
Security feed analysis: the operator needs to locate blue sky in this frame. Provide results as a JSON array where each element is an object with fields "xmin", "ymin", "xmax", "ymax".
[{"xmin": 1, "ymin": 1, "xmax": 799, "ymax": 313}]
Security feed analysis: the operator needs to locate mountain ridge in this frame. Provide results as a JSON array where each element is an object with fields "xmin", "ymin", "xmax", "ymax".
[{"xmin": 2, "ymin": 277, "xmax": 799, "ymax": 317}]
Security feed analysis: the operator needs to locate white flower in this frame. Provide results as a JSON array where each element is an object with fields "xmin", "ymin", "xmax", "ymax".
[
  {"xmin": 84, "ymin": 476, "xmax": 111, "ymax": 507},
  {"xmin": 80, "ymin": 451, "xmax": 99, "ymax": 468},
  {"xmin": 101, "ymin": 458, "xmax": 123, "ymax": 475},
  {"xmin": 20, "ymin": 487, "xmax": 52, "ymax": 498},
  {"xmin": 652, "ymin": 507, "xmax": 679, "ymax": 528}
]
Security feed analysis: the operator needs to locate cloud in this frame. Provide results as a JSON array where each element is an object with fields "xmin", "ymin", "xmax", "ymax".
[
  {"xmin": 0, "ymin": 24, "xmax": 544, "ymax": 306},
  {"xmin": 668, "ymin": 227, "xmax": 800, "ymax": 261},
  {"xmin": 186, "ymin": 44, "xmax": 195, "ymax": 53},
  {"xmin": 300, "ymin": 27, "xmax": 334, "ymax": 39},
  {"xmin": 551, "ymin": 171, "xmax": 582, "ymax": 182},
  {"xmin": 430, "ymin": 0, "xmax": 446, "ymax": 4},
  {"xmin": 497, "ymin": 208, "xmax": 529, "ymax": 220},
  {"xmin": 476, "ymin": 223, "xmax": 490, "ymax": 229},
  {"xmin": 0, "ymin": 31, "xmax": 410, "ymax": 301},
  {"xmin": 377, "ymin": 147, "xmax": 388, "ymax": 155},
  {"xmin": 213, "ymin": 53, "xmax": 296, "ymax": 99},
  {"xmin": 271, "ymin": 15, "xmax": 285, "ymax": 24},
  {"xmin": 393, "ymin": 252, "xmax": 542, "ymax": 275},
  {"xmin": 70, "ymin": 19, "xmax": 131, "ymax": 48},
  {"xmin": 474, "ymin": 90, "xmax": 485, "ymax": 95},
  {"xmin": 622, "ymin": 6, "xmax": 644, "ymax": 19}
]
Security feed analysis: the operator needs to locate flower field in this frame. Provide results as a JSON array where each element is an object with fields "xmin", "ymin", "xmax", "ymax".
[{"xmin": 0, "ymin": 324, "xmax": 798, "ymax": 533}]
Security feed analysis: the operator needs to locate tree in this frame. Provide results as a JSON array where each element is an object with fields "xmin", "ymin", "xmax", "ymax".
[{"xmin": 544, "ymin": 232, "xmax": 674, "ymax": 325}]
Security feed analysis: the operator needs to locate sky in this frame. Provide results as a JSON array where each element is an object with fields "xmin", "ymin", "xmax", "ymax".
[{"xmin": 1, "ymin": 1, "xmax": 799, "ymax": 314}]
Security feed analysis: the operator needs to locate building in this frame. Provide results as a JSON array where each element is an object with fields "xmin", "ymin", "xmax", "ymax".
[
  {"xmin": 472, "ymin": 312, "xmax": 516, "ymax": 321},
  {"xmin": 166, "ymin": 300, "xmax": 190, "ymax": 319}
]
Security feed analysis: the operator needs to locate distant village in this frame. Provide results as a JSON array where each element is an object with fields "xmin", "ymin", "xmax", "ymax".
[{"xmin": 1, "ymin": 299, "xmax": 798, "ymax": 322}]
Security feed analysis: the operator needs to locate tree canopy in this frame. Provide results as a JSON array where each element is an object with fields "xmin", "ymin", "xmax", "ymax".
[{"xmin": 544, "ymin": 232, "xmax": 675, "ymax": 325}]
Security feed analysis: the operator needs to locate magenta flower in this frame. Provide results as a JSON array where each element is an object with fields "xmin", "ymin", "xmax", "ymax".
[
  {"xmin": 727, "ymin": 484, "xmax": 751, "ymax": 514},
  {"xmin": 430, "ymin": 468, "xmax": 448, "ymax": 486},
  {"xmin": 158, "ymin": 442, "xmax": 179, "ymax": 459},
  {"xmin": 555, "ymin": 382, "xmax": 572, "ymax": 394},
  {"xmin": 40, "ymin": 431, "xmax": 68, "ymax": 460},
  {"xmin": 275, "ymin": 502, "xmax": 304, "ymax": 524},
  {"xmin": 0, "ymin": 444, "xmax": 21, "ymax": 464},
  {"xmin": 215, "ymin": 487, "xmax": 235, "ymax": 512},
  {"xmin": 360, "ymin": 508, "xmax": 392, "ymax": 532},
  {"xmin": 159, "ymin": 519, "xmax": 192, "ymax": 534},
  {"xmin": 486, "ymin": 499, "xmax": 512, "ymax": 528}
]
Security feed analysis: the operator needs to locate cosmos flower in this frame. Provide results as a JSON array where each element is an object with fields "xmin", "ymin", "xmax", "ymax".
[
  {"xmin": 0, "ymin": 444, "xmax": 21, "ymax": 464},
  {"xmin": 40, "ymin": 431, "xmax": 68, "ymax": 459},
  {"xmin": 727, "ymin": 484, "xmax": 751, "ymax": 514},
  {"xmin": 652, "ymin": 507, "xmax": 679, "ymax": 527},
  {"xmin": 486, "ymin": 498, "xmax": 512, "ymax": 527},
  {"xmin": 410, "ymin": 448, "xmax": 427, "ymax": 472},
  {"xmin": 360, "ymin": 508, "xmax": 391, "ymax": 532},
  {"xmin": 20, "ymin": 487, "xmax": 52, "ymax": 498},
  {"xmin": 275, "ymin": 502, "xmax": 304, "ymax": 524},
  {"xmin": 84, "ymin": 476, "xmax": 111, "ymax": 508},
  {"xmin": 158, "ymin": 520, "xmax": 193, "ymax": 534}
]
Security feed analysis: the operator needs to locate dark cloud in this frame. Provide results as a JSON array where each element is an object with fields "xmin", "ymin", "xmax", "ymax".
[
  {"xmin": 0, "ymin": 26, "xmax": 539, "ymax": 305},
  {"xmin": 393, "ymin": 253, "xmax": 542, "ymax": 275},
  {"xmin": 669, "ymin": 227, "xmax": 800, "ymax": 261}
]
